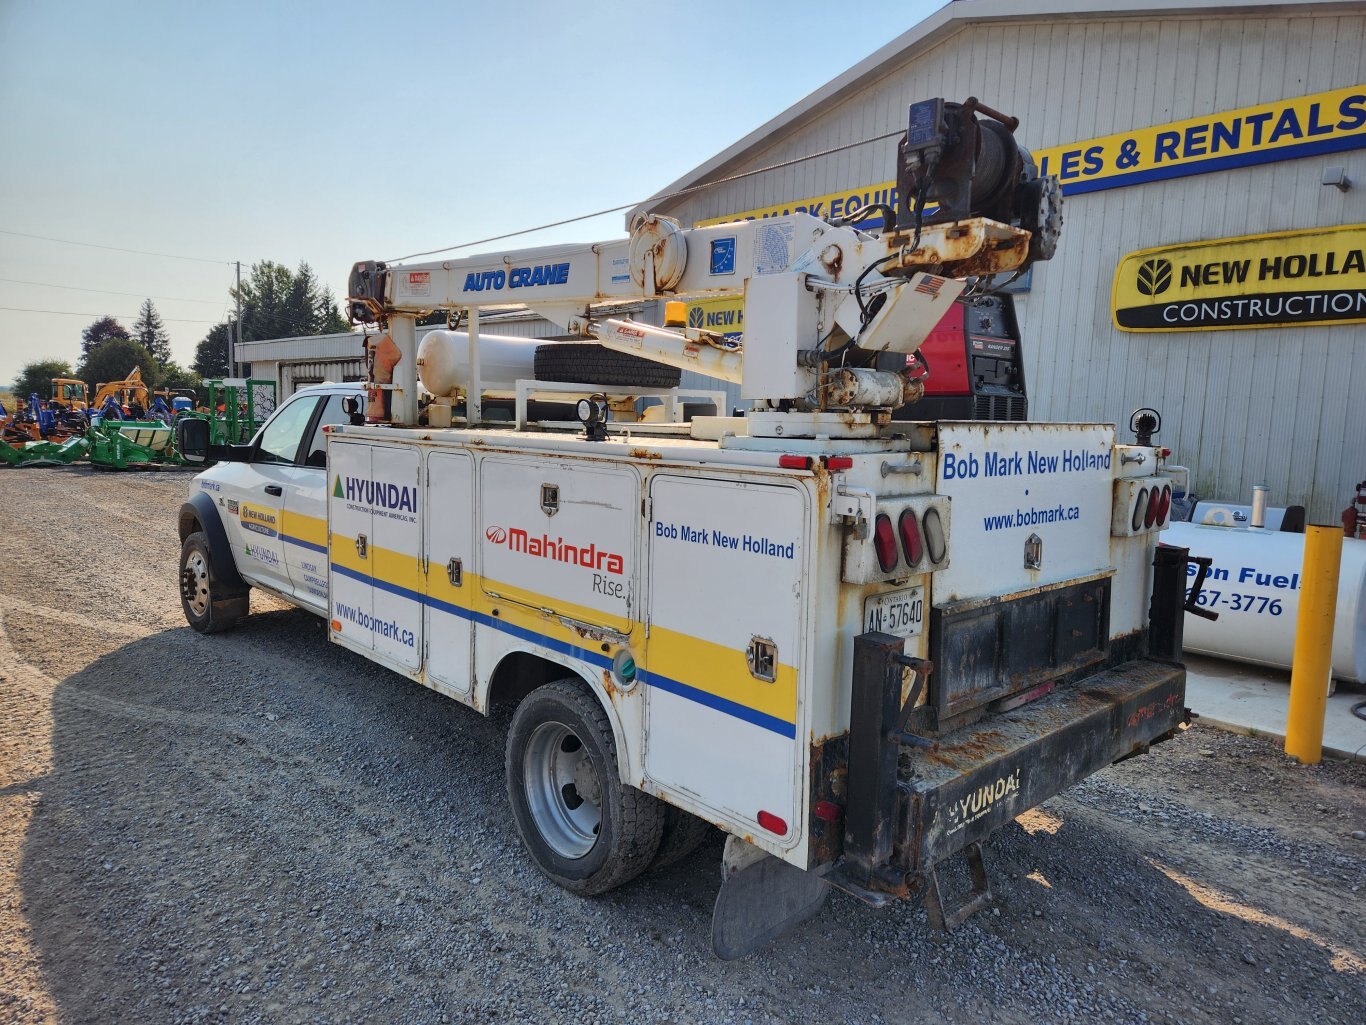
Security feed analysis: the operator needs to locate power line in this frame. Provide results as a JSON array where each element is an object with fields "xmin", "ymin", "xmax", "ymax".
[
  {"xmin": 0, "ymin": 276, "xmax": 225, "ymax": 305},
  {"xmin": 0, "ymin": 228, "xmax": 231, "ymax": 265},
  {"xmin": 384, "ymin": 129, "xmax": 905, "ymax": 263},
  {"xmin": 0, "ymin": 305, "xmax": 217, "ymax": 324}
]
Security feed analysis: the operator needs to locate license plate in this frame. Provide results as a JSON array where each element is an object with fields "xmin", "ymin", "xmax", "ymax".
[{"xmin": 863, "ymin": 586, "xmax": 925, "ymax": 638}]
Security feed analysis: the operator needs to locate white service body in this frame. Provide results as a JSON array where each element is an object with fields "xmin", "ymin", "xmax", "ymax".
[{"xmin": 220, "ymin": 417, "xmax": 1171, "ymax": 866}]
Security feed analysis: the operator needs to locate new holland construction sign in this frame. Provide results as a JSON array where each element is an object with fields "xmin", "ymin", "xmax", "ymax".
[{"xmin": 1112, "ymin": 224, "xmax": 1366, "ymax": 332}]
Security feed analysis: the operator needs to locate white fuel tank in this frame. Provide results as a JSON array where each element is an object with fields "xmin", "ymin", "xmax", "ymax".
[
  {"xmin": 416, "ymin": 330, "xmax": 542, "ymax": 397},
  {"xmin": 1165, "ymin": 521, "xmax": 1366, "ymax": 684}
]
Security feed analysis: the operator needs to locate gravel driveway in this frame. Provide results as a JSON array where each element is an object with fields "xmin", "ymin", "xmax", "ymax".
[{"xmin": 1, "ymin": 466, "xmax": 1362, "ymax": 1025}]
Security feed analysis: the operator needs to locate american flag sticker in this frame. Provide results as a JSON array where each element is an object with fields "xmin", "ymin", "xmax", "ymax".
[{"xmin": 913, "ymin": 275, "xmax": 945, "ymax": 299}]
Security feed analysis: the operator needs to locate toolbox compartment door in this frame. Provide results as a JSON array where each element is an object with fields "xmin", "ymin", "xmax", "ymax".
[
  {"xmin": 642, "ymin": 475, "xmax": 808, "ymax": 847},
  {"xmin": 328, "ymin": 441, "xmax": 374, "ymax": 654},
  {"xmin": 478, "ymin": 458, "xmax": 638, "ymax": 635},
  {"xmin": 425, "ymin": 451, "xmax": 475, "ymax": 696},
  {"xmin": 327, "ymin": 441, "xmax": 423, "ymax": 673}
]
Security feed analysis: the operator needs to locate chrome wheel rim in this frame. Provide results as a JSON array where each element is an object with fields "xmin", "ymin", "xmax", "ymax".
[
  {"xmin": 524, "ymin": 721, "xmax": 602, "ymax": 859},
  {"xmin": 182, "ymin": 550, "xmax": 210, "ymax": 617}
]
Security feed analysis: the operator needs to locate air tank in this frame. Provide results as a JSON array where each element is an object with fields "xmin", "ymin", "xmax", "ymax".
[
  {"xmin": 416, "ymin": 330, "xmax": 543, "ymax": 397},
  {"xmin": 1165, "ymin": 520, "xmax": 1366, "ymax": 684}
]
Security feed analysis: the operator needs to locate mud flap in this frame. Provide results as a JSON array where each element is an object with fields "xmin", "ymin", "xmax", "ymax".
[{"xmin": 711, "ymin": 836, "xmax": 829, "ymax": 960}]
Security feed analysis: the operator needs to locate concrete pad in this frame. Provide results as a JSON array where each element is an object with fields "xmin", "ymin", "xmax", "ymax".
[{"xmin": 1183, "ymin": 654, "xmax": 1366, "ymax": 762}]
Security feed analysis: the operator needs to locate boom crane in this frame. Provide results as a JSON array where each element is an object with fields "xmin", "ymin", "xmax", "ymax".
[{"xmin": 347, "ymin": 97, "xmax": 1063, "ymax": 438}]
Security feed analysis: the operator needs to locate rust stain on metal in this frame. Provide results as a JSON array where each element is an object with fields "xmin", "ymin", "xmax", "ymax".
[{"xmin": 628, "ymin": 447, "xmax": 663, "ymax": 461}]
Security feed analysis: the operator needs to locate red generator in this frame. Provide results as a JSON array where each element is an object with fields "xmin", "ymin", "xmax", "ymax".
[{"xmin": 894, "ymin": 292, "xmax": 1028, "ymax": 422}]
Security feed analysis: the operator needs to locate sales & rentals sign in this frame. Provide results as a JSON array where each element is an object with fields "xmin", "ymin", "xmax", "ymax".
[
  {"xmin": 1111, "ymin": 225, "xmax": 1366, "ymax": 331},
  {"xmin": 697, "ymin": 85, "xmax": 1366, "ymax": 229}
]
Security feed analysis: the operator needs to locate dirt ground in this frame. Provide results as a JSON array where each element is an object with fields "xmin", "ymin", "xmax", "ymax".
[{"xmin": 0, "ymin": 466, "xmax": 1362, "ymax": 1025}]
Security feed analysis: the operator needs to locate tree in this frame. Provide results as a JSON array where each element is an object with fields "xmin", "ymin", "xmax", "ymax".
[
  {"xmin": 133, "ymin": 299, "xmax": 173, "ymax": 366},
  {"xmin": 80, "ymin": 316, "xmax": 130, "ymax": 358},
  {"xmin": 12, "ymin": 359, "xmax": 75, "ymax": 402},
  {"xmin": 233, "ymin": 260, "xmax": 348, "ymax": 342},
  {"xmin": 160, "ymin": 362, "xmax": 202, "ymax": 398},
  {"xmin": 192, "ymin": 323, "xmax": 232, "ymax": 379},
  {"xmin": 78, "ymin": 337, "xmax": 158, "ymax": 393}
]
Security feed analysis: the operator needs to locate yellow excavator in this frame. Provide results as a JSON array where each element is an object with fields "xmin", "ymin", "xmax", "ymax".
[{"xmin": 91, "ymin": 366, "xmax": 152, "ymax": 417}]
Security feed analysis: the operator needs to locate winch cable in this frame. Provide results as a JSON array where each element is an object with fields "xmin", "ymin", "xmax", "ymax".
[{"xmin": 383, "ymin": 131, "xmax": 906, "ymax": 263}]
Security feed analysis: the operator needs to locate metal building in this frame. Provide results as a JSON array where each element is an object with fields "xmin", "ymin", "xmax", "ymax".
[{"xmin": 636, "ymin": 0, "xmax": 1366, "ymax": 521}]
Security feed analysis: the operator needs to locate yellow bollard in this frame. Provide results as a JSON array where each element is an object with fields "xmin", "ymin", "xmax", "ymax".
[{"xmin": 1284, "ymin": 525, "xmax": 1343, "ymax": 764}]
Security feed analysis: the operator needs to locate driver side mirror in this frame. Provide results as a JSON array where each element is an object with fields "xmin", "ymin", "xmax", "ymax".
[{"xmin": 175, "ymin": 417, "xmax": 211, "ymax": 465}]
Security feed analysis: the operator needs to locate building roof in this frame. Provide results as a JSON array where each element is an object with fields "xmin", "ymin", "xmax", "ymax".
[{"xmin": 631, "ymin": 0, "xmax": 1361, "ymax": 221}]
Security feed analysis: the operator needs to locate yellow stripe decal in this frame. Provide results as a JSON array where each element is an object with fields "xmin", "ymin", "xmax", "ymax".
[{"xmin": 326, "ymin": 538, "xmax": 796, "ymax": 737}]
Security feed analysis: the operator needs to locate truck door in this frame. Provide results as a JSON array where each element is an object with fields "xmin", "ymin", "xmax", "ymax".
[
  {"xmin": 220, "ymin": 392, "xmax": 321, "ymax": 598},
  {"xmin": 424, "ymin": 451, "xmax": 475, "ymax": 696},
  {"xmin": 327, "ymin": 440, "xmax": 423, "ymax": 672},
  {"xmin": 643, "ymin": 475, "xmax": 808, "ymax": 846},
  {"xmin": 285, "ymin": 390, "xmax": 365, "ymax": 611},
  {"xmin": 328, "ymin": 440, "xmax": 375, "ymax": 655}
]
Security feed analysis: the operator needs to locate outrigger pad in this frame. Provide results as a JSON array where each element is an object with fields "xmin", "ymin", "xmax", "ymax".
[{"xmin": 711, "ymin": 836, "xmax": 829, "ymax": 960}]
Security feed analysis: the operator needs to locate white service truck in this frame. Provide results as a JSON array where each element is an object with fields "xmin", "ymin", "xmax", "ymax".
[{"xmin": 176, "ymin": 98, "xmax": 1200, "ymax": 957}]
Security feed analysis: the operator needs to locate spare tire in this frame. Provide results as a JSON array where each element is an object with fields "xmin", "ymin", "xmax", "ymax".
[{"xmin": 534, "ymin": 342, "xmax": 681, "ymax": 389}]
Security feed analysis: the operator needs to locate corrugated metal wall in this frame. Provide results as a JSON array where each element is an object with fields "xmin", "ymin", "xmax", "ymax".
[{"xmin": 657, "ymin": 10, "xmax": 1366, "ymax": 522}]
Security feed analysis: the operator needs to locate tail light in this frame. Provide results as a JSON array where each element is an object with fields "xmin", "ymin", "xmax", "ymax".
[
  {"xmin": 923, "ymin": 507, "xmax": 947, "ymax": 564},
  {"xmin": 843, "ymin": 496, "xmax": 952, "ymax": 583},
  {"xmin": 898, "ymin": 508, "xmax": 923, "ymax": 566},
  {"xmin": 873, "ymin": 514, "xmax": 898, "ymax": 572},
  {"xmin": 1131, "ymin": 486, "xmax": 1148, "ymax": 532},
  {"xmin": 1154, "ymin": 485, "xmax": 1171, "ymax": 525},
  {"xmin": 1113, "ymin": 477, "xmax": 1174, "ymax": 536}
]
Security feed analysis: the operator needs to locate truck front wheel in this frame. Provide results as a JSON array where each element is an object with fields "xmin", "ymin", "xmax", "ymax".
[
  {"xmin": 179, "ymin": 531, "xmax": 248, "ymax": 634},
  {"xmin": 506, "ymin": 680, "xmax": 663, "ymax": 895}
]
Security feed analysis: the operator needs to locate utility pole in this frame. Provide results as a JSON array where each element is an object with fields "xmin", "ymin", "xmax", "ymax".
[{"xmin": 233, "ymin": 260, "xmax": 242, "ymax": 378}]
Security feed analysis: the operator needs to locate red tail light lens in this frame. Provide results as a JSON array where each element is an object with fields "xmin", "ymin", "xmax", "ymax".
[
  {"xmin": 873, "ymin": 514, "xmax": 898, "ymax": 572},
  {"xmin": 1144, "ymin": 484, "xmax": 1160, "ymax": 527},
  {"xmin": 756, "ymin": 810, "xmax": 788, "ymax": 836},
  {"xmin": 1155, "ymin": 485, "xmax": 1171, "ymax": 525},
  {"xmin": 898, "ymin": 508, "xmax": 923, "ymax": 566}
]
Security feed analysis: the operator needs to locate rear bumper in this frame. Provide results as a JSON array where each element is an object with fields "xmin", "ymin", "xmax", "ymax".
[
  {"xmin": 831, "ymin": 644, "xmax": 1185, "ymax": 901},
  {"xmin": 901, "ymin": 657, "xmax": 1185, "ymax": 873}
]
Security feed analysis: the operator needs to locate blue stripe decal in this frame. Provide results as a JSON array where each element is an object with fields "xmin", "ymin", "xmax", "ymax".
[
  {"xmin": 328, "ymin": 561, "xmax": 793, "ymax": 737},
  {"xmin": 638, "ymin": 670, "xmax": 797, "ymax": 739},
  {"xmin": 282, "ymin": 533, "xmax": 328, "ymax": 555}
]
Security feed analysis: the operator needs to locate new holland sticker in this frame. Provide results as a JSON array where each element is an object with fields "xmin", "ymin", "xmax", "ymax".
[
  {"xmin": 1112, "ymin": 224, "xmax": 1366, "ymax": 331},
  {"xmin": 239, "ymin": 503, "xmax": 278, "ymax": 538}
]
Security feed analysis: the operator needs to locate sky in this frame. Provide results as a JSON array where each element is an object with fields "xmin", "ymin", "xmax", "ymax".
[{"xmin": 0, "ymin": 0, "xmax": 947, "ymax": 388}]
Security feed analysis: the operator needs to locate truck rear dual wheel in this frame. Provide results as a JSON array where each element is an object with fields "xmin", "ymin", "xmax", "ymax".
[
  {"xmin": 179, "ymin": 532, "xmax": 248, "ymax": 634},
  {"xmin": 506, "ymin": 680, "xmax": 664, "ymax": 894}
]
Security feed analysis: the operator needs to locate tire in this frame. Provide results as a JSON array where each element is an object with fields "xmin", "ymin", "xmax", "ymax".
[
  {"xmin": 650, "ymin": 805, "xmax": 714, "ymax": 870},
  {"xmin": 534, "ymin": 342, "xmax": 681, "ymax": 389},
  {"xmin": 179, "ymin": 531, "xmax": 248, "ymax": 634},
  {"xmin": 506, "ymin": 680, "xmax": 664, "ymax": 895}
]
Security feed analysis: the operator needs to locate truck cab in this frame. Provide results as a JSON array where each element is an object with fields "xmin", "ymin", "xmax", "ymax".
[{"xmin": 178, "ymin": 383, "xmax": 363, "ymax": 623}]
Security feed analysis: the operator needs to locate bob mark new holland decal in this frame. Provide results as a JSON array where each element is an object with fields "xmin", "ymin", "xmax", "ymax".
[{"xmin": 1112, "ymin": 224, "xmax": 1366, "ymax": 331}]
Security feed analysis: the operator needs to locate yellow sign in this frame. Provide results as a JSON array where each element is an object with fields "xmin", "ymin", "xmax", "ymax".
[
  {"xmin": 1112, "ymin": 224, "xmax": 1366, "ymax": 332},
  {"xmin": 699, "ymin": 85, "xmax": 1366, "ymax": 227},
  {"xmin": 685, "ymin": 295, "xmax": 745, "ymax": 337}
]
